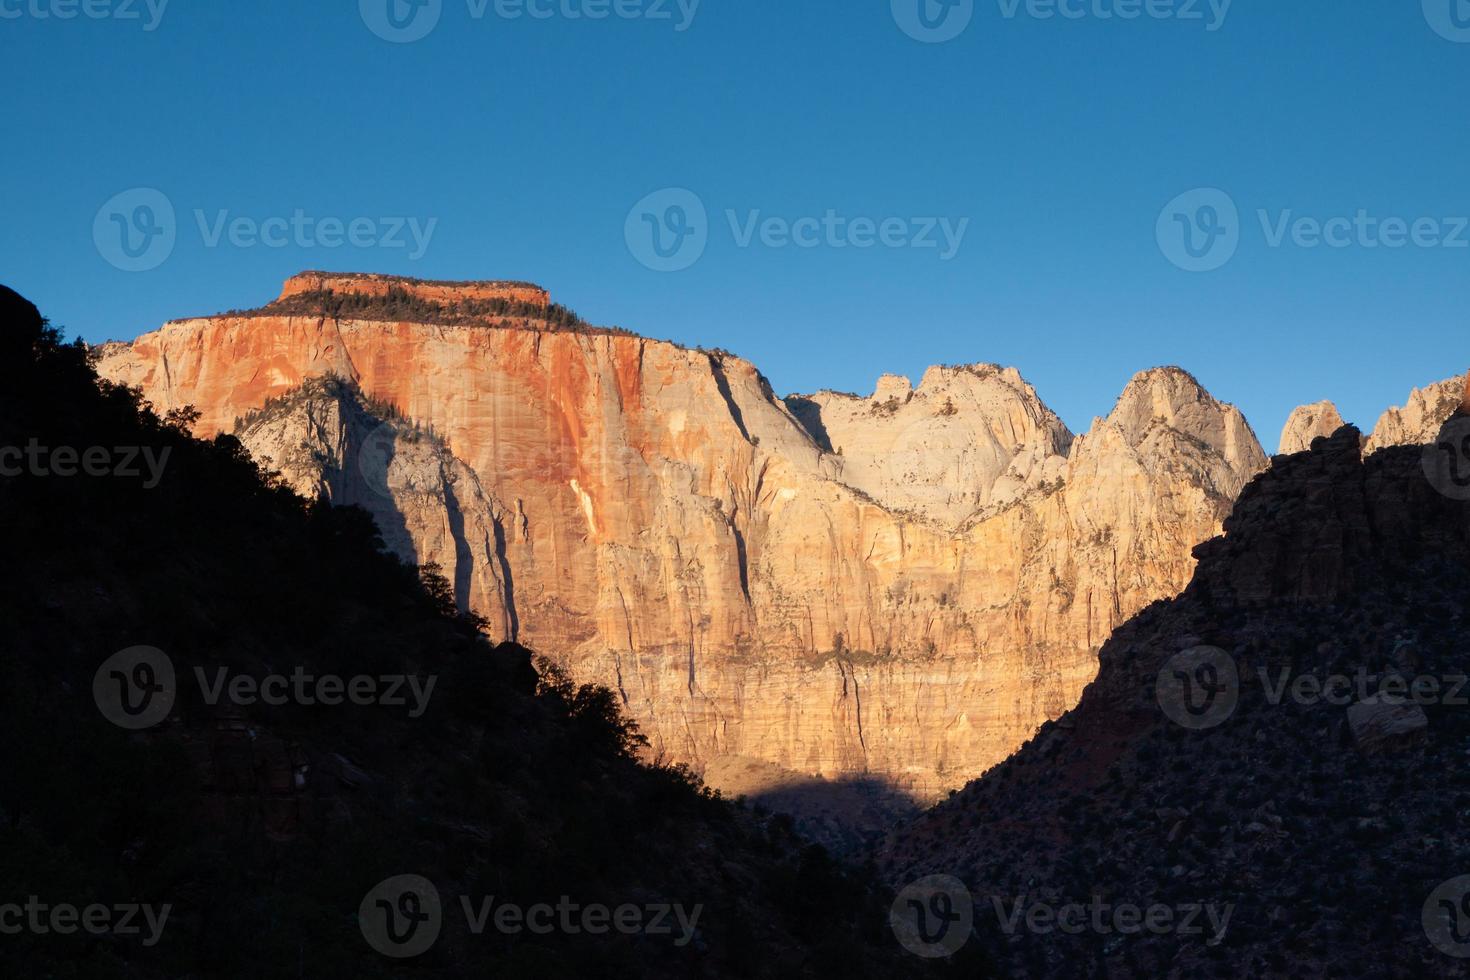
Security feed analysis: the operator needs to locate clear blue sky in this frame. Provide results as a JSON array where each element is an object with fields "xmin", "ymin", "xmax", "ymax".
[{"xmin": 4, "ymin": 1, "xmax": 1467, "ymax": 445}]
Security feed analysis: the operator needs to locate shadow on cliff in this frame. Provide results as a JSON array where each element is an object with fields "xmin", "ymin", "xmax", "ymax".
[{"xmin": 739, "ymin": 773, "xmax": 924, "ymax": 857}]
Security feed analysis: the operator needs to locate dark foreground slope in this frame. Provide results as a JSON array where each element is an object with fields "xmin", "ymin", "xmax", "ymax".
[
  {"xmin": 885, "ymin": 424, "xmax": 1470, "ymax": 978},
  {"xmin": 0, "ymin": 285, "xmax": 904, "ymax": 979}
]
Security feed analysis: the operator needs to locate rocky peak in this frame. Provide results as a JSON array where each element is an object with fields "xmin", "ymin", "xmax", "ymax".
[
  {"xmin": 1278, "ymin": 399, "xmax": 1347, "ymax": 455},
  {"xmin": 1106, "ymin": 366, "xmax": 1242, "ymax": 445},
  {"xmin": 870, "ymin": 373, "xmax": 912, "ymax": 402},
  {"xmin": 1366, "ymin": 370, "xmax": 1470, "ymax": 453},
  {"xmin": 789, "ymin": 363, "xmax": 1073, "ymax": 524},
  {"xmin": 1070, "ymin": 366, "xmax": 1267, "ymax": 502}
]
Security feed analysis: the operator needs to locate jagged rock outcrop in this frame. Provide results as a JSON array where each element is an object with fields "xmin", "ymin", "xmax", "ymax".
[
  {"xmin": 96, "ymin": 273, "xmax": 1267, "ymax": 803},
  {"xmin": 1278, "ymin": 399, "xmax": 1346, "ymax": 455},
  {"xmin": 1365, "ymin": 371, "xmax": 1470, "ymax": 453},
  {"xmin": 784, "ymin": 365, "xmax": 1072, "ymax": 524}
]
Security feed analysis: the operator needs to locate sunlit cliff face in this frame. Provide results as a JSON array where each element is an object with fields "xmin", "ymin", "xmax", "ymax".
[{"xmin": 97, "ymin": 273, "xmax": 1269, "ymax": 806}]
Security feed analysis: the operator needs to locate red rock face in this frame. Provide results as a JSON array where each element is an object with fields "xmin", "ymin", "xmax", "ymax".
[
  {"xmin": 96, "ymin": 275, "xmax": 1268, "ymax": 804},
  {"xmin": 278, "ymin": 271, "xmax": 549, "ymax": 308}
]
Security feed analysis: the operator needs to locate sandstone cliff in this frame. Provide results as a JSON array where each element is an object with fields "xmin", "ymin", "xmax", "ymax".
[
  {"xmin": 1277, "ymin": 399, "xmax": 1346, "ymax": 455},
  {"xmin": 96, "ymin": 274, "xmax": 1266, "ymax": 805},
  {"xmin": 1365, "ymin": 371, "xmax": 1470, "ymax": 453}
]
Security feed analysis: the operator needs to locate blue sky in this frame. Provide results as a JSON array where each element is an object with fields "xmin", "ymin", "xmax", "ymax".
[{"xmin": 4, "ymin": 0, "xmax": 1467, "ymax": 444}]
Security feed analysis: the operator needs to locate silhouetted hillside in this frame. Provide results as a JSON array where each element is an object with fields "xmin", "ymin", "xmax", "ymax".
[
  {"xmin": 884, "ymin": 425, "xmax": 1470, "ymax": 978},
  {"xmin": 0, "ymin": 285, "xmax": 906, "ymax": 979}
]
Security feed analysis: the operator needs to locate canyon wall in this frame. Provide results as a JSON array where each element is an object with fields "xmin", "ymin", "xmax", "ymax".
[{"xmin": 96, "ymin": 274, "xmax": 1267, "ymax": 802}]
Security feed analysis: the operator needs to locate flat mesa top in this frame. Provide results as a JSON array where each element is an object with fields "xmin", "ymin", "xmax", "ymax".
[
  {"xmin": 286, "ymin": 270, "xmax": 546, "ymax": 292},
  {"xmin": 278, "ymin": 271, "xmax": 550, "ymax": 306}
]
